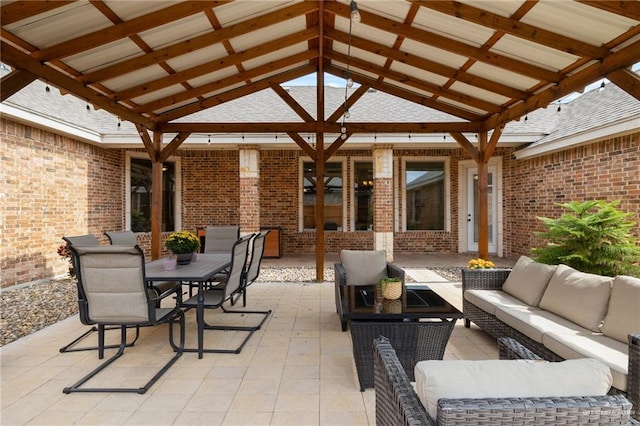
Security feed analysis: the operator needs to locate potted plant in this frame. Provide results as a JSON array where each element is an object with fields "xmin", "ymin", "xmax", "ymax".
[
  {"xmin": 380, "ymin": 276, "xmax": 403, "ymax": 300},
  {"xmin": 164, "ymin": 230, "xmax": 200, "ymax": 264}
]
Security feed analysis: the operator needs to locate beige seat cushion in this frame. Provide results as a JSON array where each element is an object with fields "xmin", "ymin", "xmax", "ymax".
[
  {"xmin": 495, "ymin": 305, "xmax": 585, "ymax": 343},
  {"xmin": 539, "ymin": 264, "xmax": 613, "ymax": 332},
  {"xmin": 502, "ymin": 256, "xmax": 556, "ymax": 306},
  {"xmin": 340, "ymin": 250, "xmax": 387, "ymax": 286},
  {"xmin": 414, "ymin": 358, "xmax": 612, "ymax": 421},
  {"xmin": 542, "ymin": 331, "xmax": 628, "ymax": 391},
  {"xmin": 464, "ymin": 290, "xmax": 529, "ymax": 316},
  {"xmin": 602, "ymin": 275, "xmax": 640, "ymax": 343}
]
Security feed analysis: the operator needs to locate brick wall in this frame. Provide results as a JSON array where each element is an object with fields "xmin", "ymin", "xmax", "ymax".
[
  {"xmin": 502, "ymin": 132, "xmax": 640, "ymax": 258},
  {"xmin": 1, "ymin": 118, "xmax": 123, "ymax": 288}
]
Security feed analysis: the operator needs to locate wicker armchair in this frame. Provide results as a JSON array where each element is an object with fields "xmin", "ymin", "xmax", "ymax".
[
  {"xmin": 373, "ymin": 336, "xmax": 638, "ymax": 426},
  {"xmin": 334, "ymin": 249, "xmax": 405, "ymax": 332}
]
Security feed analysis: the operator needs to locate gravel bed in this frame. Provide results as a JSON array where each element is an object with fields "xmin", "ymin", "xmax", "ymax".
[{"xmin": 0, "ymin": 266, "xmax": 461, "ymax": 347}]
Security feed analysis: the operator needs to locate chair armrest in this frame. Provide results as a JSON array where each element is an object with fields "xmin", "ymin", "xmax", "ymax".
[
  {"xmin": 437, "ymin": 395, "xmax": 635, "ymax": 425},
  {"xmin": 461, "ymin": 268, "xmax": 511, "ymax": 292},
  {"xmin": 334, "ymin": 263, "xmax": 347, "ymax": 287},
  {"xmin": 386, "ymin": 263, "xmax": 405, "ymax": 282},
  {"xmin": 498, "ymin": 337, "xmax": 544, "ymax": 361}
]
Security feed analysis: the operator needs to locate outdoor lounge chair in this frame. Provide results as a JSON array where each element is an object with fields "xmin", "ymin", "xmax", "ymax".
[
  {"xmin": 59, "ymin": 234, "xmax": 140, "ymax": 355},
  {"xmin": 180, "ymin": 234, "xmax": 271, "ymax": 354},
  {"xmin": 63, "ymin": 245, "xmax": 184, "ymax": 394},
  {"xmin": 104, "ymin": 230, "xmax": 181, "ymax": 303},
  {"xmin": 373, "ymin": 336, "xmax": 636, "ymax": 426},
  {"xmin": 334, "ymin": 249, "xmax": 405, "ymax": 331}
]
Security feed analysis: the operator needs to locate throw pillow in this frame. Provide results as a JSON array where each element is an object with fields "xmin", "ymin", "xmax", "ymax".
[
  {"xmin": 340, "ymin": 250, "xmax": 387, "ymax": 286},
  {"xmin": 602, "ymin": 275, "xmax": 640, "ymax": 343}
]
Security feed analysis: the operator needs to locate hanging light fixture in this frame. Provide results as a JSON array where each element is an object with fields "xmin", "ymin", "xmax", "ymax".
[
  {"xmin": 350, "ymin": 0, "xmax": 361, "ymax": 24},
  {"xmin": 556, "ymin": 102, "xmax": 562, "ymax": 113},
  {"xmin": 599, "ymin": 79, "xmax": 606, "ymax": 92}
]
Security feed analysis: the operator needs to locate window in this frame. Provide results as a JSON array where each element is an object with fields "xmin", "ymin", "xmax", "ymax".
[
  {"xmin": 302, "ymin": 161, "xmax": 343, "ymax": 230},
  {"xmin": 129, "ymin": 157, "xmax": 177, "ymax": 232},
  {"xmin": 354, "ymin": 161, "xmax": 373, "ymax": 230},
  {"xmin": 405, "ymin": 161, "xmax": 445, "ymax": 230}
]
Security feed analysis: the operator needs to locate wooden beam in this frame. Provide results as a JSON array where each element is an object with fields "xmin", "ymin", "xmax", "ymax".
[
  {"xmin": 327, "ymin": 49, "xmax": 504, "ymax": 113},
  {"xmin": 324, "ymin": 2, "xmax": 561, "ymax": 83},
  {"xmin": 607, "ymin": 68, "xmax": 640, "ymax": 101},
  {"xmin": 577, "ymin": 1, "xmax": 640, "ymax": 21},
  {"xmin": 485, "ymin": 39, "xmax": 640, "ymax": 129},
  {"xmin": 115, "ymin": 28, "xmax": 318, "ymax": 102},
  {"xmin": 324, "ymin": 133, "xmax": 351, "ymax": 161},
  {"xmin": 476, "ymin": 132, "xmax": 489, "ymax": 260},
  {"xmin": 287, "ymin": 132, "xmax": 317, "ymax": 161},
  {"xmin": 324, "ymin": 28, "xmax": 528, "ymax": 101},
  {"xmin": 1, "ymin": 1, "xmax": 73, "ymax": 26},
  {"xmin": 0, "ymin": 69, "xmax": 36, "ymax": 101},
  {"xmin": 159, "ymin": 132, "xmax": 191, "ymax": 162},
  {"xmin": 484, "ymin": 125, "xmax": 504, "ymax": 160},
  {"xmin": 32, "ymin": 2, "xmax": 224, "ymax": 62},
  {"xmin": 0, "ymin": 41, "xmax": 156, "ymax": 129},
  {"xmin": 450, "ymin": 132, "xmax": 480, "ymax": 163},
  {"xmin": 271, "ymin": 84, "xmax": 315, "ymax": 122},
  {"xmin": 80, "ymin": 1, "xmax": 317, "ymax": 84},
  {"xmin": 135, "ymin": 124, "xmax": 157, "ymax": 162},
  {"xmin": 419, "ymin": 1, "xmax": 608, "ymax": 59},
  {"xmin": 138, "ymin": 50, "xmax": 316, "ymax": 114},
  {"xmin": 327, "ymin": 84, "xmax": 369, "ymax": 123},
  {"xmin": 155, "ymin": 65, "xmax": 316, "ymax": 122},
  {"xmin": 325, "ymin": 65, "xmax": 484, "ymax": 122},
  {"xmin": 160, "ymin": 121, "xmax": 482, "ymax": 134}
]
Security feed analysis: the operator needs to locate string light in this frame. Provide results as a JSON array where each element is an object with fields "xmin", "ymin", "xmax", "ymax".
[
  {"xmin": 556, "ymin": 102, "xmax": 562, "ymax": 113},
  {"xmin": 117, "ymin": 117, "xmax": 121, "ymax": 129},
  {"xmin": 86, "ymin": 103, "xmax": 91, "ymax": 112},
  {"xmin": 599, "ymin": 80, "xmax": 606, "ymax": 92},
  {"xmin": 524, "ymin": 115, "xmax": 528, "ymax": 122},
  {"xmin": 341, "ymin": 1, "xmax": 360, "ymax": 140},
  {"xmin": 207, "ymin": 134, "xmax": 211, "ymax": 145},
  {"xmin": 350, "ymin": 0, "xmax": 361, "ymax": 24},
  {"xmin": 45, "ymin": 81, "xmax": 50, "ymax": 94}
]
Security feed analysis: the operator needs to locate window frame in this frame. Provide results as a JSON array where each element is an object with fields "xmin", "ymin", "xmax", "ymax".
[
  {"xmin": 350, "ymin": 157, "xmax": 374, "ymax": 232},
  {"xmin": 299, "ymin": 157, "xmax": 347, "ymax": 232},
  {"xmin": 400, "ymin": 157, "xmax": 451, "ymax": 232},
  {"xmin": 125, "ymin": 152, "xmax": 182, "ymax": 233}
]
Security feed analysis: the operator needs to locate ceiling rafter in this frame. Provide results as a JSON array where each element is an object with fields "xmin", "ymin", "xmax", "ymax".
[
  {"xmin": 114, "ymin": 27, "xmax": 318, "ymax": 102},
  {"xmin": 577, "ymin": 0, "xmax": 640, "ymax": 21},
  {"xmin": 79, "ymin": 1, "xmax": 317, "ymax": 85},
  {"xmin": 324, "ymin": 28, "xmax": 528, "ymax": 101},
  {"xmin": 0, "ymin": 1, "xmax": 74, "ymax": 26},
  {"xmin": 31, "ymin": 1, "xmax": 225, "ymax": 62},
  {"xmin": 323, "ymin": 2, "xmax": 561, "ymax": 83},
  {"xmin": 418, "ymin": 1, "xmax": 608, "ymax": 58}
]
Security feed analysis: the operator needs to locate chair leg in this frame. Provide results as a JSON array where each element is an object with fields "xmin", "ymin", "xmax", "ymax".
[
  {"xmin": 63, "ymin": 315, "xmax": 184, "ymax": 394},
  {"xmin": 59, "ymin": 325, "xmax": 139, "ymax": 355}
]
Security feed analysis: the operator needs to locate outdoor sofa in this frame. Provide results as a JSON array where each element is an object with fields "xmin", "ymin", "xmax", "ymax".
[
  {"xmin": 373, "ymin": 336, "xmax": 637, "ymax": 425},
  {"xmin": 462, "ymin": 255, "xmax": 640, "ymax": 419}
]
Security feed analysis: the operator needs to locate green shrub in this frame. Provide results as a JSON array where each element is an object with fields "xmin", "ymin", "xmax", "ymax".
[{"xmin": 531, "ymin": 200, "xmax": 640, "ymax": 277}]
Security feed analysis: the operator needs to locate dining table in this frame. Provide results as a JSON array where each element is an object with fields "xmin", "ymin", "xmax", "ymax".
[{"xmin": 146, "ymin": 253, "xmax": 231, "ymax": 358}]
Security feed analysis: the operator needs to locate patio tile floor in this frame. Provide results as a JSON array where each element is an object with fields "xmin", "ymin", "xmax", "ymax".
[{"xmin": 1, "ymin": 263, "xmax": 499, "ymax": 425}]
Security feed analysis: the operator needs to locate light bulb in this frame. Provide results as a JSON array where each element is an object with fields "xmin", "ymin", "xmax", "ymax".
[
  {"xmin": 344, "ymin": 109, "xmax": 350, "ymax": 119},
  {"xmin": 346, "ymin": 78, "xmax": 354, "ymax": 88},
  {"xmin": 350, "ymin": 0, "xmax": 361, "ymax": 24},
  {"xmin": 341, "ymin": 126, "xmax": 347, "ymax": 134},
  {"xmin": 341, "ymin": 133, "xmax": 347, "ymax": 140}
]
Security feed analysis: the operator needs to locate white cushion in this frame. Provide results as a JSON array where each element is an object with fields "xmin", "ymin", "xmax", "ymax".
[
  {"xmin": 340, "ymin": 250, "xmax": 387, "ymax": 286},
  {"xmin": 539, "ymin": 264, "xmax": 613, "ymax": 332},
  {"xmin": 495, "ymin": 305, "xmax": 586, "ymax": 343},
  {"xmin": 502, "ymin": 256, "xmax": 556, "ymax": 306},
  {"xmin": 543, "ymin": 331, "xmax": 628, "ymax": 391},
  {"xmin": 414, "ymin": 358, "xmax": 612, "ymax": 420},
  {"xmin": 602, "ymin": 275, "xmax": 640, "ymax": 343},
  {"xmin": 464, "ymin": 290, "xmax": 528, "ymax": 316}
]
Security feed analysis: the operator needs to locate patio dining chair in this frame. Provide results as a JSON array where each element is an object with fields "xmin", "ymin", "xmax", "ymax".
[
  {"xmin": 239, "ymin": 230, "xmax": 270, "ymax": 307},
  {"xmin": 181, "ymin": 234, "xmax": 271, "ymax": 354},
  {"xmin": 63, "ymin": 245, "xmax": 184, "ymax": 394},
  {"xmin": 59, "ymin": 234, "xmax": 139, "ymax": 356},
  {"xmin": 104, "ymin": 230, "xmax": 181, "ymax": 304}
]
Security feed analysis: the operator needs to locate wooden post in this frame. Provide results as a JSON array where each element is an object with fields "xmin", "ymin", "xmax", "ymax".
[
  {"xmin": 315, "ymin": 1, "xmax": 325, "ymax": 282},
  {"xmin": 476, "ymin": 131, "xmax": 489, "ymax": 260},
  {"xmin": 150, "ymin": 132, "xmax": 163, "ymax": 260}
]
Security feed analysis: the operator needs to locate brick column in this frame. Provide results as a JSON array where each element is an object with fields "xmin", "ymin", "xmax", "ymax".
[
  {"xmin": 373, "ymin": 145, "xmax": 394, "ymax": 261},
  {"xmin": 239, "ymin": 147, "xmax": 260, "ymax": 235}
]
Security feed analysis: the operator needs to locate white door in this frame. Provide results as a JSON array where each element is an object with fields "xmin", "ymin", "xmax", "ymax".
[{"xmin": 467, "ymin": 167, "xmax": 497, "ymax": 253}]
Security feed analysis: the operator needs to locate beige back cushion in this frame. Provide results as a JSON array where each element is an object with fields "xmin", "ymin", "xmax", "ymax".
[
  {"xmin": 502, "ymin": 256, "xmax": 556, "ymax": 306},
  {"xmin": 340, "ymin": 250, "xmax": 387, "ymax": 286},
  {"xmin": 539, "ymin": 264, "xmax": 613, "ymax": 332},
  {"xmin": 415, "ymin": 358, "xmax": 612, "ymax": 421},
  {"xmin": 602, "ymin": 275, "xmax": 640, "ymax": 343}
]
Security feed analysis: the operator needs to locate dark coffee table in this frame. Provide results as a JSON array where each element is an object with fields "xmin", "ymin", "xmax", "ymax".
[{"xmin": 341, "ymin": 284, "xmax": 463, "ymax": 390}]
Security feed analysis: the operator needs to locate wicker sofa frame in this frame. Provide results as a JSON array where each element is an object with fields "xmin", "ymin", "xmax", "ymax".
[
  {"xmin": 373, "ymin": 336, "xmax": 637, "ymax": 426},
  {"xmin": 461, "ymin": 268, "xmax": 640, "ymax": 420}
]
